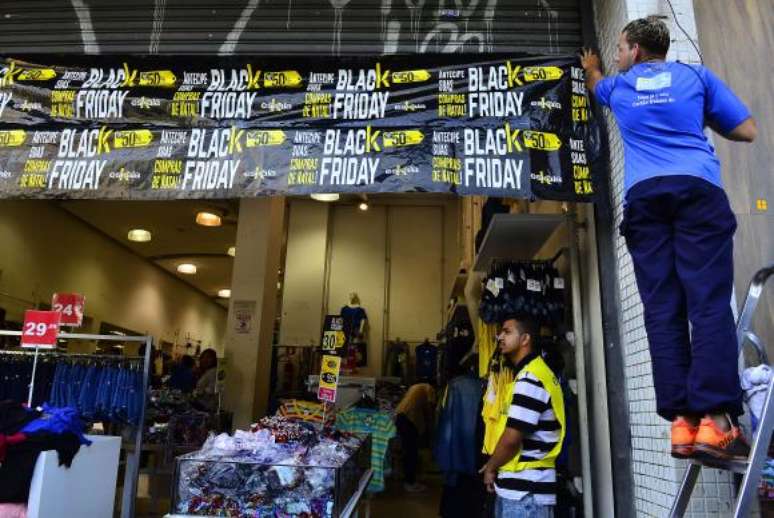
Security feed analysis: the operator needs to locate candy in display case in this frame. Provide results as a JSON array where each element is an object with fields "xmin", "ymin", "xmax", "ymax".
[{"xmin": 171, "ymin": 428, "xmax": 370, "ymax": 517}]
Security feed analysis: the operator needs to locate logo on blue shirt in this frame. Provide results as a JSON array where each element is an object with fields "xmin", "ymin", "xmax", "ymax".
[{"xmin": 635, "ymin": 72, "xmax": 672, "ymax": 91}]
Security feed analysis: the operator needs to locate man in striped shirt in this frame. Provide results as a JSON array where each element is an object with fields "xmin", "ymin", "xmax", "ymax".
[{"xmin": 479, "ymin": 316, "xmax": 566, "ymax": 518}]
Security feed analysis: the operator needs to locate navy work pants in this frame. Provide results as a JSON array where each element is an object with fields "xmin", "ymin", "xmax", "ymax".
[{"xmin": 621, "ymin": 175, "xmax": 743, "ymax": 421}]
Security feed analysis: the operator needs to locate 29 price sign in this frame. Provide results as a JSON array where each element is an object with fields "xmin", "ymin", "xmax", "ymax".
[
  {"xmin": 52, "ymin": 293, "xmax": 85, "ymax": 327},
  {"xmin": 21, "ymin": 310, "xmax": 62, "ymax": 349}
]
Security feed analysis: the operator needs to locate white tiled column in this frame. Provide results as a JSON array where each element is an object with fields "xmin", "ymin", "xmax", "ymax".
[{"xmin": 593, "ymin": 0, "xmax": 735, "ymax": 515}]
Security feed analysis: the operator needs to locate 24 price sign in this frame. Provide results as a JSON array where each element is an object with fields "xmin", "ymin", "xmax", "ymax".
[
  {"xmin": 21, "ymin": 310, "xmax": 61, "ymax": 349},
  {"xmin": 52, "ymin": 293, "xmax": 85, "ymax": 327}
]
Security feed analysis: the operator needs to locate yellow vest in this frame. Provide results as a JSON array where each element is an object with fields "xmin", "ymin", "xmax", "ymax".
[{"xmin": 482, "ymin": 355, "xmax": 566, "ymax": 473}]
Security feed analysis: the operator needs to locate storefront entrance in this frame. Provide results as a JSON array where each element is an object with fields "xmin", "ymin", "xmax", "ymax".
[
  {"xmin": 0, "ymin": 1, "xmax": 628, "ymax": 516},
  {"xmin": 0, "ymin": 191, "xmax": 611, "ymax": 517}
]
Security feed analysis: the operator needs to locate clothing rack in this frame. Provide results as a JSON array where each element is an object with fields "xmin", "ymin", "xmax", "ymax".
[
  {"xmin": 0, "ymin": 330, "xmax": 152, "ymax": 518},
  {"xmin": 489, "ymin": 256, "xmax": 565, "ymax": 272},
  {"xmin": 0, "ymin": 349, "xmax": 143, "ymax": 361}
]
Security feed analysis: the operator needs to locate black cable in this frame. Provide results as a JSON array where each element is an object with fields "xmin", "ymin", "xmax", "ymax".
[{"xmin": 664, "ymin": 0, "xmax": 704, "ymax": 64}]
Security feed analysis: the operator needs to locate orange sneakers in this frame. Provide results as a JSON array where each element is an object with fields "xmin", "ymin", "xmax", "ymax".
[
  {"xmin": 671, "ymin": 417, "xmax": 699, "ymax": 458},
  {"xmin": 693, "ymin": 417, "xmax": 750, "ymax": 461}
]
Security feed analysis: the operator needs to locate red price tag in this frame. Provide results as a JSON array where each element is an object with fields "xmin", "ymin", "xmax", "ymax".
[
  {"xmin": 21, "ymin": 310, "xmax": 61, "ymax": 349},
  {"xmin": 52, "ymin": 293, "xmax": 85, "ymax": 327}
]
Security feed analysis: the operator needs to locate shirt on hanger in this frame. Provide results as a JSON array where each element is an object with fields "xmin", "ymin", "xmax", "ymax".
[{"xmin": 336, "ymin": 407, "xmax": 396, "ymax": 492}]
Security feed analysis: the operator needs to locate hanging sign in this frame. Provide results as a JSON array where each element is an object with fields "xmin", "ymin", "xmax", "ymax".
[
  {"xmin": 317, "ymin": 354, "xmax": 342, "ymax": 403},
  {"xmin": 21, "ymin": 310, "xmax": 61, "ymax": 349},
  {"xmin": 320, "ymin": 315, "xmax": 346, "ymax": 352},
  {"xmin": 0, "ymin": 54, "xmax": 601, "ymax": 201},
  {"xmin": 51, "ymin": 292, "xmax": 85, "ymax": 327}
]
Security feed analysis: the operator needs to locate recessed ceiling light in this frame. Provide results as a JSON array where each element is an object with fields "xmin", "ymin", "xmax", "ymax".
[
  {"xmin": 177, "ymin": 263, "xmax": 197, "ymax": 274},
  {"xmin": 218, "ymin": 289, "xmax": 231, "ymax": 298},
  {"xmin": 196, "ymin": 211, "xmax": 222, "ymax": 226},
  {"xmin": 227, "ymin": 246, "xmax": 236, "ymax": 257},
  {"xmin": 358, "ymin": 202, "xmax": 369, "ymax": 211},
  {"xmin": 127, "ymin": 229, "xmax": 152, "ymax": 242},
  {"xmin": 310, "ymin": 193, "xmax": 339, "ymax": 202}
]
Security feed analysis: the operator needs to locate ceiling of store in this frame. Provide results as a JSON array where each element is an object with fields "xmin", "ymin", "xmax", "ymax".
[
  {"xmin": 57, "ymin": 195, "xmax": 457, "ymax": 309},
  {"xmin": 59, "ymin": 200, "xmax": 239, "ymax": 308}
]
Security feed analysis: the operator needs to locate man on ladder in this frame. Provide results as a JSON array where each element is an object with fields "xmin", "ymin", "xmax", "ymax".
[{"xmin": 581, "ymin": 16, "xmax": 757, "ymax": 460}]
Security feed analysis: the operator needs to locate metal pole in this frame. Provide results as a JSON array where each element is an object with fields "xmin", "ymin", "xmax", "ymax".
[
  {"xmin": 669, "ymin": 463, "xmax": 702, "ymax": 517},
  {"xmin": 568, "ymin": 213, "xmax": 594, "ymax": 517},
  {"xmin": 734, "ymin": 378, "xmax": 774, "ymax": 517},
  {"xmin": 121, "ymin": 335, "xmax": 152, "ymax": 518},
  {"xmin": 27, "ymin": 346, "xmax": 40, "ymax": 407}
]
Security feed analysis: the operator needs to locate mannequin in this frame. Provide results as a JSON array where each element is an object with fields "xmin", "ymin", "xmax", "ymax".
[
  {"xmin": 341, "ymin": 292, "xmax": 367, "ymax": 340},
  {"xmin": 341, "ymin": 292, "xmax": 368, "ymax": 368}
]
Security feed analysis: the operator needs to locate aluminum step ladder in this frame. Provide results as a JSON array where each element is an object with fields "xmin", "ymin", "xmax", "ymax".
[{"xmin": 670, "ymin": 263, "xmax": 774, "ymax": 517}]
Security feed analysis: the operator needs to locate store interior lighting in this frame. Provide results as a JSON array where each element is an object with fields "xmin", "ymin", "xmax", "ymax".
[
  {"xmin": 358, "ymin": 201, "xmax": 369, "ymax": 211},
  {"xmin": 227, "ymin": 246, "xmax": 236, "ymax": 257},
  {"xmin": 195, "ymin": 211, "xmax": 222, "ymax": 226},
  {"xmin": 127, "ymin": 229, "xmax": 152, "ymax": 242},
  {"xmin": 218, "ymin": 289, "xmax": 231, "ymax": 298},
  {"xmin": 177, "ymin": 263, "xmax": 197, "ymax": 274},
  {"xmin": 310, "ymin": 193, "xmax": 339, "ymax": 202}
]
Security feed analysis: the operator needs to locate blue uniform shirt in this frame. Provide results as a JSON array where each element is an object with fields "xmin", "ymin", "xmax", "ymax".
[{"xmin": 595, "ymin": 62, "xmax": 750, "ymax": 194}]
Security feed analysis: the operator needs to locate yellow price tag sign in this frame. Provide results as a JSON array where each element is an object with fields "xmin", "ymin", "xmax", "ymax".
[
  {"xmin": 318, "ymin": 355, "xmax": 341, "ymax": 403},
  {"xmin": 138, "ymin": 70, "xmax": 177, "ymax": 87},
  {"xmin": 382, "ymin": 129, "xmax": 424, "ymax": 148},
  {"xmin": 246, "ymin": 130, "xmax": 287, "ymax": 147},
  {"xmin": 113, "ymin": 129, "xmax": 154, "ymax": 148},
  {"xmin": 264, "ymin": 71, "xmax": 303, "ymax": 87},
  {"xmin": 391, "ymin": 69, "xmax": 431, "ymax": 84},
  {"xmin": 522, "ymin": 130, "xmax": 562, "ymax": 151},
  {"xmin": 17, "ymin": 68, "xmax": 56, "ymax": 81},
  {"xmin": 0, "ymin": 130, "xmax": 27, "ymax": 147},
  {"xmin": 521, "ymin": 66, "xmax": 564, "ymax": 82},
  {"xmin": 321, "ymin": 330, "xmax": 345, "ymax": 351}
]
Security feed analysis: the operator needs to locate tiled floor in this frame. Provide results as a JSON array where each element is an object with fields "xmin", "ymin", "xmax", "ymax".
[
  {"xmin": 369, "ymin": 472, "xmax": 443, "ymax": 518},
  {"xmin": 134, "ymin": 477, "xmax": 445, "ymax": 518}
]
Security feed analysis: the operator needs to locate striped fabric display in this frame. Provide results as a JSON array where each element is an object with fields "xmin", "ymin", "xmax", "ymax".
[{"xmin": 336, "ymin": 407, "xmax": 396, "ymax": 492}]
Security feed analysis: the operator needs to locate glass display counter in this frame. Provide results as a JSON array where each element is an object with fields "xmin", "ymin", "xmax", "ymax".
[{"xmin": 171, "ymin": 434, "xmax": 370, "ymax": 517}]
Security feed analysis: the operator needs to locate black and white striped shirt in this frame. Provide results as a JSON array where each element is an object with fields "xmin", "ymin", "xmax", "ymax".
[{"xmin": 494, "ymin": 358, "xmax": 561, "ymax": 505}]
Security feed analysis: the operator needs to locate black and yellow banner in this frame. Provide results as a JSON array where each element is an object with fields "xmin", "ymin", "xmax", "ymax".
[{"xmin": 0, "ymin": 54, "xmax": 601, "ymax": 200}]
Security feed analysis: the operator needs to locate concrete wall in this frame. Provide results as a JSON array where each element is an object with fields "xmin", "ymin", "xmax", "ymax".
[
  {"xmin": 0, "ymin": 200, "xmax": 227, "ymax": 350},
  {"xmin": 693, "ymin": 0, "xmax": 773, "ymax": 364},
  {"xmin": 222, "ymin": 198, "xmax": 286, "ymax": 428},
  {"xmin": 278, "ymin": 201, "xmax": 330, "ymax": 348},
  {"xmin": 592, "ymin": 0, "xmax": 737, "ymax": 515}
]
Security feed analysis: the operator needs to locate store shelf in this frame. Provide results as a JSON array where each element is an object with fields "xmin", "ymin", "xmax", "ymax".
[{"xmin": 473, "ymin": 214, "xmax": 565, "ymax": 272}]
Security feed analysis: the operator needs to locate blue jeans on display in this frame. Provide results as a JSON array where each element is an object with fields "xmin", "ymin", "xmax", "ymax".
[
  {"xmin": 494, "ymin": 495, "xmax": 554, "ymax": 518},
  {"xmin": 621, "ymin": 175, "xmax": 743, "ymax": 420}
]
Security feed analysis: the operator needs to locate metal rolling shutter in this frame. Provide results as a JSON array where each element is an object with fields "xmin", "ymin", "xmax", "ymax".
[{"xmin": 0, "ymin": 0, "xmax": 583, "ymax": 55}]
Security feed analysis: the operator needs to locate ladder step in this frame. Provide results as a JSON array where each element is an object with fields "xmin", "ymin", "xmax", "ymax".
[{"xmin": 689, "ymin": 456, "xmax": 749, "ymax": 474}]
